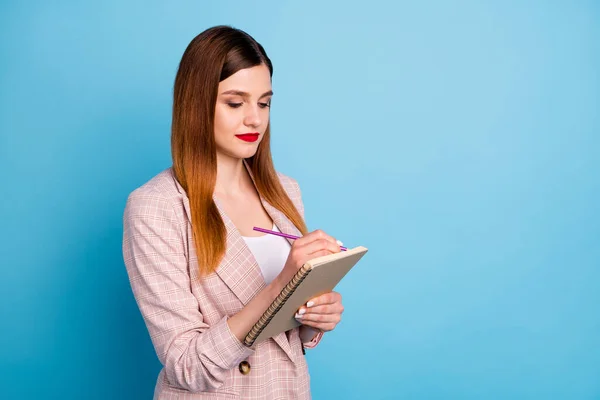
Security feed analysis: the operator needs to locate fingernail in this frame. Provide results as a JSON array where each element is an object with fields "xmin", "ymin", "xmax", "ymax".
[
  {"xmin": 298, "ymin": 308, "xmax": 306, "ymax": 315},
  {"xmin": 306, "ymin": 301, "xmax": 315, "ymax": 308},
  {"xmin": 295, "ymin": 313, "xmax": 303, "ymax": 319},
  {"xmin": 336, "ymin": 240, "xmax": 344, "ymax": 246}
]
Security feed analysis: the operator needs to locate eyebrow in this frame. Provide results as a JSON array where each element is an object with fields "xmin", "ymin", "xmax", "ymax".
[{"xmin": 220, "ymin": 90, "xmax": 273, "ymax": 99}]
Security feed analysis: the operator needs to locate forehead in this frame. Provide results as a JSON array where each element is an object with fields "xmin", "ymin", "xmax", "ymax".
[{"xmin": 218, "ymin": 64, "xmax": 272, "ymax": 94}]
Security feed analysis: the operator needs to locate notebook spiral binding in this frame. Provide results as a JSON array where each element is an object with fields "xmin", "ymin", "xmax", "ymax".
[{"xmin": 244, "ymin": 264, "xmax": 313, "ymax": 347}]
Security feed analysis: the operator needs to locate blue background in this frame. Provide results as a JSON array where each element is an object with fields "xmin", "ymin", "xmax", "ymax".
[{"xmin": 1, "ymin": 1, "xmax": 599, "ymax": 399}]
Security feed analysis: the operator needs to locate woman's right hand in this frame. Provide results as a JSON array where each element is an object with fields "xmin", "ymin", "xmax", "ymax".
[{"xmin": 275, "ymin": 229, "xmax": 343, "ymax": 287}]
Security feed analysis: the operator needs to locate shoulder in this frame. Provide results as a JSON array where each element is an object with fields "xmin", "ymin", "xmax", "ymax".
[
  {"xmin": 124, "ymin": 167, "xmax": 186, "ymax": 222},
  {"xmin": 276, "ymin": 171, "xmax": 301, "ymax": 196},
  {"xmin": 275, "ymin": 170, "xmax": 304, "ymax": 217}
]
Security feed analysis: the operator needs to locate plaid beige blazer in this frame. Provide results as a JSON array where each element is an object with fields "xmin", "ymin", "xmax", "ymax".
[{"xmin": 122, "ymin": 161, "xmax": 323, "ymax": 399}]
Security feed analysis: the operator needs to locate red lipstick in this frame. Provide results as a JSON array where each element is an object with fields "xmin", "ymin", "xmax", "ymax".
[{"xmin": 235, "ymin": 133, "xmax": 260, "ymax": 142}]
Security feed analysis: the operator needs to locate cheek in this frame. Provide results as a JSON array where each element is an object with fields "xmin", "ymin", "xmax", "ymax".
[
  {"xmin": 262, "ymin": 107, "xmax": 271, "ymax": 120},
  {"xmin": 214, "ymin": 106, "xmax": 236, "ymax": 136}
]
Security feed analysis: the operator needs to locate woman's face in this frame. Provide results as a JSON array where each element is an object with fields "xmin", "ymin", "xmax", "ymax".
[{"xmin": 214, "ymin": 64, "xmax": 272, "ymax": 160}]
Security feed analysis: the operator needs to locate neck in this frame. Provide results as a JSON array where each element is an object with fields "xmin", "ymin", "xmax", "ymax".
[{"xmin": 214, "ymin": 153, "xmax": 251, "ymax": 197}]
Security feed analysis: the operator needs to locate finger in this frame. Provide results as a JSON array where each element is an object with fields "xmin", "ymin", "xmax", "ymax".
[
  {"xmin": 307, "ymin": 246, "xmax": 340, "ymax": 256},
  {"xmin": 295, "ymin": 311, "xmax": 341, "ymax": 325},
  {"xmin": 297, "ymin": 229, "xmax": 333, "ymax": 244},
  {"xmin": 299, "ymin": 321, "xmax": 337, "ymax": 332},
  {"xmin": 295, "ymin": 229, "xmax": 340, "ymax": 249},
  {"xmin": 298, "ymin": 303, "xmax": 344, "ymax": 316},
  {"xmin": 298, "ymin": 319, "xmax": 340, "ymax": 332},
  {"xmin": 305, "ymin": 292, "xmax": 342, "ymax": 307},
  {"xmin": 303, "ymin": 239, "xmax": 341, "ymax": 256}
]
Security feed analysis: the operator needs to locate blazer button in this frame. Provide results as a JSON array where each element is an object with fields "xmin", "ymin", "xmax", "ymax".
[{"xmin": 239, "ymin": 361, "xmax": 251, "ymax": 375}]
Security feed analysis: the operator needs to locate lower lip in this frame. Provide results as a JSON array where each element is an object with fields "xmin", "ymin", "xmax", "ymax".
[{"xmin": 235, "ymin": 134, "xmax": 259, "ymax": 142}]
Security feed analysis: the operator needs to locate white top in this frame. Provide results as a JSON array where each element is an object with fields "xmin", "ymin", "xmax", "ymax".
[{"xmin": 241, "ymin": 224, "xmax": 291, "ymax": 284}]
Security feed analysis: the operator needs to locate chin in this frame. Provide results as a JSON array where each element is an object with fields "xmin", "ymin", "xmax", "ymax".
[{"xmin": 222, "ymin": 146, "xmax": 259, "ymax": 160}]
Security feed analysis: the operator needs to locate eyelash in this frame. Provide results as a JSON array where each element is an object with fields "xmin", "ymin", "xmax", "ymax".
[{"xmin": 227, "ymin": 102, "xmax": 271, "ymax": 109}]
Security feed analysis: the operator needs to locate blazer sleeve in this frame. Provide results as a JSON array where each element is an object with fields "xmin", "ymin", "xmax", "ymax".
[
  {"xmin": 122, "ymin": 189, "xmax": 253, "ymax": 393},
  {"xmin": 289, "ymin": 177, "xmax": 325, "ymax": 349}
]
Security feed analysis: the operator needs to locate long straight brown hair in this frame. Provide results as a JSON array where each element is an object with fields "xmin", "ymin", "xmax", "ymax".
[{"xmin": 171, "ymin": 26, "xmax": 307, "ymax": 276}]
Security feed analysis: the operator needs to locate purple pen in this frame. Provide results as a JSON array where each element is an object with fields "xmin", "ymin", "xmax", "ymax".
[{"xmin": 252, "ymin": 227, "xmax": 347, "ymax": 251}]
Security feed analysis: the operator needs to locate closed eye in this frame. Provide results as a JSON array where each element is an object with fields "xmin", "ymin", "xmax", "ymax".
[{"xmin": 227, "ymin": 102, "xmax": 271, "ymax": 109}]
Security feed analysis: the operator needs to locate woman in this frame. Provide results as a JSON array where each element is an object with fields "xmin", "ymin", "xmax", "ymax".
[{"xmin": 123, "ymin": 26, "xmax": 345, "ymax": 399}]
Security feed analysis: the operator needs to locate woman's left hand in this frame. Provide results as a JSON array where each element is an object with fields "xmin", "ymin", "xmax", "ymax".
[{"xmin": 295, "ymin": 291, "xmax": 344, "ymax": 332}]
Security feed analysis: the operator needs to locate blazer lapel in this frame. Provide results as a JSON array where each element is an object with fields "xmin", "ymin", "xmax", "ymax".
[{"xmin": 214, "ymin": 196, "xmax": 269, "ymax": 300}]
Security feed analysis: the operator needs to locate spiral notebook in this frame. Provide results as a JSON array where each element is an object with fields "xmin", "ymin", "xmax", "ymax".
[{"xmin": 244, "ymin": 246, "xmax": 368, "ymax": 347}]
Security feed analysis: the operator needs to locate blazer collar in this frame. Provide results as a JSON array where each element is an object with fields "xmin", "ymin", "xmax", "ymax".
[{"xmin": 172, "ymin": 159, "xmax": 300, "ymax": 361}]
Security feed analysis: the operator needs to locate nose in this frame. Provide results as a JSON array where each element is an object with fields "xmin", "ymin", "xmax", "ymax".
[{"xmin": 243, "ymin": 104, "xmax": 262, "ymax": 128}]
